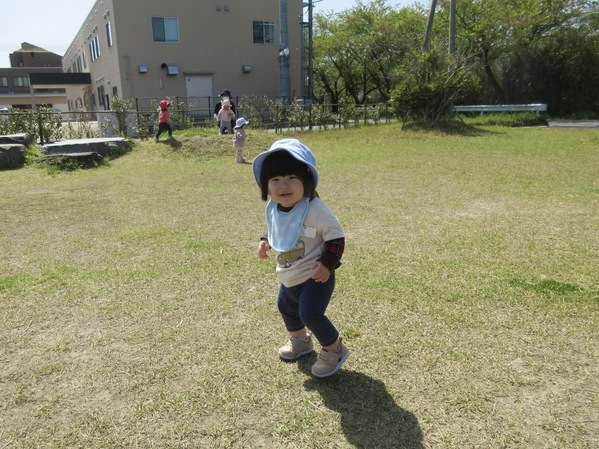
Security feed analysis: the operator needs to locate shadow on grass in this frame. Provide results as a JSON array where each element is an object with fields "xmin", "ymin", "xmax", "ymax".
[
  {"xmin": 159, "ymin": 138, "xmax": 183, "ymax": 148},
  {"xmin": 403, "ymin": 119, "xmax": 496, "ymax": 136},
  {"xmin": 297, "ymin": 355, "xmax": 423, "ymax": 449},
  {"xmin": 403, "ymin": 113, "xmax": 549, "ymax": 135}
]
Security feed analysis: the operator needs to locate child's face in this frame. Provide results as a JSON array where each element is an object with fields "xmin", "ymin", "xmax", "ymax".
[{"xmin": 268, "ymin": 175, "xmax": 305, "ymax": 208}]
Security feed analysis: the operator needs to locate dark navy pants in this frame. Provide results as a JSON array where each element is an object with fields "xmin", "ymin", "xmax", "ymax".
[
  {"xmin": 155, "ymin": 122, "xmax": 172, "ymax": 139},
  {"xmin": 277, "ymin": 272, "xmax": 339, "ymax": 347}
]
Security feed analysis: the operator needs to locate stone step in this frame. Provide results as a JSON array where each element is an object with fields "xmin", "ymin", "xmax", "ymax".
[{"xmin": 41, "ymin": 137, "xmax": 128, "ymax": 157}]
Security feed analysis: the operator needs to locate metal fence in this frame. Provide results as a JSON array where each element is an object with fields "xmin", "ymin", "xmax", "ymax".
[{"xmin": 0, "ymin": 101, "xmax": 398, "ymax": 144}]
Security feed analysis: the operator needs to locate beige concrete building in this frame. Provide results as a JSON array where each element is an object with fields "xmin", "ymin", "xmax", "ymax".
[{"xmin": 63, "ymin": 0, "xmax": 304, "ymax": 115}]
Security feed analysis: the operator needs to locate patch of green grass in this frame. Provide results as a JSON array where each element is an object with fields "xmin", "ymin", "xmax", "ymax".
[
  {"xmin": 454, "ymin": 111, "xmax": 549, "ymax": 127},
  {"xmin": 510, "ymin": 277, "xmax": 584, "ymax": 297},
  {"xmin": 24, "ymin": 146, "xmax": 42, "ymax": 165},
  {"xmin": 1, "ymin": 123, "xmax": 598, "ymax": 448},
  {"xmin": 0, "ymin": 274, "xmax": 31, "ymax": 292}
]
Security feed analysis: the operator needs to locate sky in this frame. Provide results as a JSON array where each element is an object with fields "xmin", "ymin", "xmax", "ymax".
[{"xmin": 0, "ymin": 0, "xmax": 416, "ymax": 67}]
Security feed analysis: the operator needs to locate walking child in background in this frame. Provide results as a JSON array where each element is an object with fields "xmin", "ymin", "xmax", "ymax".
[
  {"xmin": 155, "ymin": 100, "xmax": 174, "ymax": 142},
  {"xmin": 252, "ymin": 139, "xmax": 350, "ymax": 378},
  {"xmin": 213, "ymin": 89, "xmax": 236, "ymax": 132},
  {"xmin": 233, "ymin": 118, "xmax": 249, "ymax": 163},
  {"xmin": 217, "ymin": 100, "xmax": 235, "ymax": 135}
]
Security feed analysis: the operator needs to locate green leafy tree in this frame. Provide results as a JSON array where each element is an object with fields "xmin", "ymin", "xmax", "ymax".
[
  {"xmin": 437, "ymin": 0, "xmax": 587, "ymax": 103},
  {"xmin": 310, "ymin": 0, "xmax": 597, "ymax": 118},
  {"xmin": 391, "ymin": 45, "xmax": 478, "ymax": 121},
  {"xmin": 501, "ymin": 2, "xmax": 599, "ymax": 115},
  {"xmin": 313, "ymin": 1, "xmax": 424, "ymax": 104}
]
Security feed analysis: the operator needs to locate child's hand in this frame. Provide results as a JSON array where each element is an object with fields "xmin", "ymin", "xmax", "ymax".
[
  {"xmin": 311, "ymin": 261, "xmax": 331, "ymax": 283},
  {"xmin": 258, "ymin": 240, "xmax": 270, "ymax": 259}
]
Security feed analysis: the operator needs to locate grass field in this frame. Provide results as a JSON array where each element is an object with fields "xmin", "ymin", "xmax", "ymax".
[{"xmin": 1, "ymin": 123, "xmax": 598, "ymax": 448}]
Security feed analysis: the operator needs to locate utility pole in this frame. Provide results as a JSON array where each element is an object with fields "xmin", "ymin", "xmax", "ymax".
[
  {"xmin": 422, "ymin": 0, "xmax": 437, "ymax": 52},
  {"xmin": 449, "ymin": 0, "xmax": 456, "ymax": 54},
  {"xmin": 423, "ymin": 0, "xmax": 457, "ymax": 54},
  {"xmin": 301, "ymin": 1, "xmax": 315, "ymax": 103},
  {"xmin": 279, "ymin": 0, "xmax": 291, "ymax": 103},
  {"xmin": 307, "ymin": 0, "xmax": 313, "ymax": 102}
]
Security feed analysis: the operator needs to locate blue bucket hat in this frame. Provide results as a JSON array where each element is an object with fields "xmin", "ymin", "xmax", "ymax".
[{"xmin": 252, "ymin": 139, "xmax": 319, "ymax": 188}]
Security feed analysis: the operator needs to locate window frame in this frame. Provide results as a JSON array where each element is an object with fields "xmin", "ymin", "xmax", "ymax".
[
  {"xmin": 253, "ymin": 21, "xmax": 276, "ymax": 44},
  {"xmin": 106, "ymin": 21, "xmax": 113, "ymax": 47},
  {"xmin": 90, "ymin": 35, "xmax": 101, "ymax": 62},
  {"xmin": 13, "ymin": 76, "xmax": 30, "ymax": 87},
  {"xmin": 152, "ymin": 17, "xmax": 180, "ymax": 43}
]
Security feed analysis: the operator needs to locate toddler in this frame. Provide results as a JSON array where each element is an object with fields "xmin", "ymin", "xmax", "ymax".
[
  {"xmin": 155, "ymin": 99, "xmax": 174, "ymax": 142},
  {"xmin": 252, "ymin": 139, "xmax": 350, "ymax": 378},
  {"xmin": 217, "ymin": 100, "xmax": 235, "ymax": 135},
  {"xmin": 233, "ymin": 118, "xmax": 249, "ymax": 163}
]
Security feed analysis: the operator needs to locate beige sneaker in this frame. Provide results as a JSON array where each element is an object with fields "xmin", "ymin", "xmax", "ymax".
[
  {"xmin": 278, "ymin": 335, "xmax": 314, "ymax": 360},
  {"xmin": 311, "ymin": 339, "xmax": 350, "ymax": 378}
]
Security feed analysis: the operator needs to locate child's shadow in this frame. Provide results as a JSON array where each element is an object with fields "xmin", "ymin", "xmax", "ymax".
[
  {"xmin": 298, "ymin": 355, "xmax": 423, "ymax": 449},
  {"xmin": 162, "ymin": 138, "xmax": 182, "ymax": 148}
]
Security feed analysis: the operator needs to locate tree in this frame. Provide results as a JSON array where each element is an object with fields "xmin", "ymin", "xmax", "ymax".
[
  {"xmin": 437, "ymin": 0, "xmax": 587, "ymax": 103},
  {"xmin": 390, "ymin": 45, "xmax": 478, "ymax": 121},
  {"xmin": 313, "ymin": 0, "xmax": 424, "ymax": 104},
  {"xmin": 311, "ymin": 0, "xmax": 598, "ymax": 117},
  {"xmin": 505, "ymin": 4, "xmax": 599, "ymax": 115}
]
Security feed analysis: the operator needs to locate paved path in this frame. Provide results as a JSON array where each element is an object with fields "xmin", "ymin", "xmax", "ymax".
[{"xmin": 548, "ymin": 120, "xmax": 599, "ymax": 129}]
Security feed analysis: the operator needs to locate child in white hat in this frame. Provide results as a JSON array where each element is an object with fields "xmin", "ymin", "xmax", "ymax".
[
  {"xmin": 252, "ymin": 139, "xmax": 350, "ymax": 377},
  {"xmin": 233, "ymin": 118, "xmax": 249, "ymax": 163}
]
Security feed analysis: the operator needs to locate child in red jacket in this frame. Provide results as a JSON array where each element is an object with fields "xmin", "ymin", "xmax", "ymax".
[{"xmin": 155, "ymin": 100, "xmax": 173, "ymax": 142}]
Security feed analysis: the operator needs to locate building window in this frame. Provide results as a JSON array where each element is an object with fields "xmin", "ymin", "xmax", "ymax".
[
  {"xmin": 98, "ymin": 86, "xmax": 107, "ymax": 110},
  {"xmin": 152, "ymin": 17, "xmax": 179, "ymax": 43},
  {"xmin": 95, "ymin": 35, "xmax": 101, "ymax": 58},
  {"xmin": 106, "ymin": 22, "xmax": 113, "ymax": 47},
  {"xmin": 253, "ymin": 21, "xmax": 275, "ymax": 44},
  {"xmin": 13, "ymin": 76, "xmax": 30, "ymax": 87},
  {"xmin": 0, "ymin": 77, "xmax": 8, "ymax": 87},
  {"xmin": 90, "ymin": 35, "xmax": 101, "ymax": 61}
]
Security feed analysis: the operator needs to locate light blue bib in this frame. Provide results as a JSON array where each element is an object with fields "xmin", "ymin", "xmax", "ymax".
[{"xmin": 266, "ymin": 198, "xmax": 310, "ymax": 252}]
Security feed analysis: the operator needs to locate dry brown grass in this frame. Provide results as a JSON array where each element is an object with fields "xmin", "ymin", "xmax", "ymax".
[{"xmin": 1, "ymin": 124, "xmax": 598, "ymax": 448}]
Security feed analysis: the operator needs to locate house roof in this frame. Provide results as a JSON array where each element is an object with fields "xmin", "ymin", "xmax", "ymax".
[{"xmin": 13, "ymin": 42, "xmax": 53, "ymax": 54}]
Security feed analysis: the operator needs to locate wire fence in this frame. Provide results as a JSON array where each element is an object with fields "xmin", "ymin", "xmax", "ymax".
[{"xmin": 0, "ymin": 100, "xmax": 398, "ymax": 144}]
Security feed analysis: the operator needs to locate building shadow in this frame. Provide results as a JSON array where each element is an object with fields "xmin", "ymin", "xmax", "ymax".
[{"xmin": 298, "ymin": 355, "xmax": 424, "ymax": 449}]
